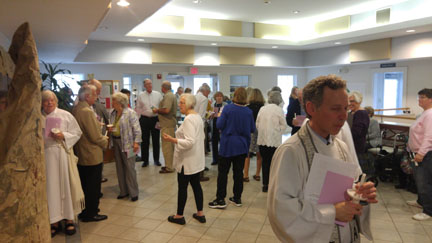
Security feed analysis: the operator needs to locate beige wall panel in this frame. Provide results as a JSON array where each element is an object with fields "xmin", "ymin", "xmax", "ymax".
[
  {"xmin": 160, "ymin": 15, "xmax": 184, "ymax": 31},
  {"xmin": 201, "ymin": 18, "xmax": 242, "ymax": 37},
  {"xmin": 315, "ymin": 16, "xmax": 350, "ymax": 34},
  {"xmin": 254, "ymin": 23, "xmax": 290, "ymax": 38},
  {"xmin": 376, "ymin": 8, "xmax": 390, "ymax": 25},
  {"xmin": 349, "ymin": 38, "xmax": 391, "ymax": 62},
  {"xmin": 152, "ymin": 44, "xmax": 194, "ymax": 64},
  {"xmin": 220, "ymin": 47, "xmax": 255, "ymax": 65}
]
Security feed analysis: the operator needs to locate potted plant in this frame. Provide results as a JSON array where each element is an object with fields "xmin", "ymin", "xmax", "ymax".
[{"xmin": 40, "ymin": 61, "xmax": 75, "ymax": 111}]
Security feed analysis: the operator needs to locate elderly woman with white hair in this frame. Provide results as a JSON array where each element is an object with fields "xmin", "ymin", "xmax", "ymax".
[
  {"xmin": 162, "ymin": 93, "xmax": 206, "ymax": 225},
  {"xmin": 256, "ymin": 91, "xmax": 289, "ymax": 192},
  {"xmin": 108, "ymin": 92, "xmax": 142, "ymax": 201},
  {"xmin": 348, "ymin": 91, "xmax": 370, "ymax": 155},
  {"xmin": 42, "ymin": 90, "xmax": 82, "ymax": 237}
]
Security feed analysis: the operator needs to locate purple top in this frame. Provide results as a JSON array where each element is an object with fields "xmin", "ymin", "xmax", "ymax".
[{"xmin": 351, "ymin": 109, "xmax": 370, "ymax": 154}]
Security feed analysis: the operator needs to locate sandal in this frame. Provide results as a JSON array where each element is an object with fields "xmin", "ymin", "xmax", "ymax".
[
  {"xmin": 243, "ymin": 177, "xmax": 249, "ymax": 182},
  {"xmin": 51, "ymin": 224, "xmax": 61, "ymax": 238},
  {"xmin": 253, "ymin": 175, "xmax": 261, "ymax": 181},
  {"xmin": 65, "ymin": 222, "xmax": 76, "ymax": 235}
]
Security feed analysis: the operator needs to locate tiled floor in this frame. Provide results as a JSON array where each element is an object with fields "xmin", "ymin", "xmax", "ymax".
[{"xmin": 52, "ymin": 153, "xmax": 432, "ymax": 243}]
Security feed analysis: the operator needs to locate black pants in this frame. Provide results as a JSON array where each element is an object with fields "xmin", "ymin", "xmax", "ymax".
[
  {"xmin": 259, "ymin": 146, "xmax": 277, "ymax": 187},
  {"xmin": 177, "ymin": 167, "xmax": 203, "ymax": 215},
  {"xmin": 140, "ymin": 116, "xmax": 160, "ymax": 163},
  {"xmin": 211, "ymin": 128, "xmax": 220, "ymax": 163},
  {"xmin": 216, "ymin": 154, "xmax": 246, "ymax": 200},
  {"xmin": 78, "ymin": 163, "xmax": 103, "ymax": 217}
]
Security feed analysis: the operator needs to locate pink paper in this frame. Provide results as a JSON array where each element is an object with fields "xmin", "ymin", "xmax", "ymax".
[
  {"xmin": 295, "ymin": 115, "xmax": 306, "ymax": 127},
  {"xmin": 45, "ymin": 117, "xmax": 62, "ymax": 138},
  {"xmin": 317, "ymin": 171, "xmax": 354, "ymax": 226}
]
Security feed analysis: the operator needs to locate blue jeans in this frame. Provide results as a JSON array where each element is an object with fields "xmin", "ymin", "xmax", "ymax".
[{"xmin": 413, "ymin": 151, "xmax": 432, "ymax": 216}]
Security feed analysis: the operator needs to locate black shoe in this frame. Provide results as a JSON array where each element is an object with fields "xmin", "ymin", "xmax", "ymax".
[
  {"xmin": 155, "ymin": 161, "xmax": 162, "ymax": 166},
  {"xmin": 229, "ymin": 197, "xmax": 242, "ymax": 207},
  {"xmin": 204, "ymin": 167, "xmax": 209, "ymax": 171},
  {"xmin": 168, "ymin": 215, "xmax": 186, "ymax": 225},
  {"xmin": 80, "ymin": 214, "xmax": 108, "ymax": 222},
  {"xmin": 51, "ymin": 224, "xmax": 62, "ymax": 238},
  {"xmin": 262, "ymin": 186, "xmax": 268, "ymax": 192},
  {"xmin": 101, "ymin": 178, "xmax": 108, "ymax": 183},
  {"xmin": 211, "ymin": 161, "xmax": 218, "ymax": 165},
  {"xmin": 200, "ymin": 176, "xmax": 210, "ymax": 182},
  {"xmin": 193, "ymin": 213, "xmax": 206, "ymax": 223},
  {"xmin": 99, "ymin": 193, "xmax": 103, "ymax": 198},
  {"xmin": 208, "ymin": 199, "xmax": 227, "ymax": 209},
  {"xmin": 117, "ymin": 194, "xmax": 129, "ymax": 199},
  {"xmin": 64, "ymin": 223, "xmax": 76, "ymax": 236},
  {"xmin": 142, "ymin": 161, "xmax": 149, "ymax": 167},
  {"xmin": 131, "ymin": 196, "xmax": 138, "ymax": 202},
  {"xmin": 136, "ymin": 156, "xmax": 142, "ymax": 162}
]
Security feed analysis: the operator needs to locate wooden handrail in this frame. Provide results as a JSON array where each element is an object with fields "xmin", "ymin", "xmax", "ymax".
[
  {"xmin": 374, "ymin": 107, "xmax": 410, "ymax": 111},
  {"xmin": 375, "ymin": 114, "xmax": 416, "ymax": 120}
]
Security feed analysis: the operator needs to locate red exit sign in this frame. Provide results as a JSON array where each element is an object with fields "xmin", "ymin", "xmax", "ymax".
[{"xmin": 189, "ymin": 67, "xmax": 198, "ymax": 74}]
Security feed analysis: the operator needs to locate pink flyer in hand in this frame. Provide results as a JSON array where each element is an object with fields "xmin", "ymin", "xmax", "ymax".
[{"xmin": 45, "ymin": 117, "xmax": 62, "ymax": 138}]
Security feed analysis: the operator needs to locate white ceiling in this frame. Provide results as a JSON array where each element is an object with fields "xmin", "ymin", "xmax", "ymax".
[{"xmin": 1, "ymin": 0, "xmax": 432, "ymax": 63}]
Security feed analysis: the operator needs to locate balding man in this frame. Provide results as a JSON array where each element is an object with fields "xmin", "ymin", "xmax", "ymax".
[
  {"xmin": 88, "ymin": 79, "xmax": 109, "ymax": 184},
  {"xmin": 136, "ymin": 79, "xmax": 163, "ymax": 167},
  {"xmin": 72, "ymin": 85, "xmax": 109, "ymax": 222},
  {"xmin": 152, "ymin": 81, "xmax": 177, "ymax": 173}
]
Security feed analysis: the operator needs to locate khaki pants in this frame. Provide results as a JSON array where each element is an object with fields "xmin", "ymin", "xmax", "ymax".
[{"xmin": 161, "ymin": 126, "xmax": 175, "ymax": 170}]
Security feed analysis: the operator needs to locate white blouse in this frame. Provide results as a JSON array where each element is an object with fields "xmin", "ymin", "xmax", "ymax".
[
  {"xmin": 256, "ymin": 104, "xmax": 289, "ymax": 147},
  {"xmin": 173, "ymin": 113, "xmax": 205, "ymax": 174}
]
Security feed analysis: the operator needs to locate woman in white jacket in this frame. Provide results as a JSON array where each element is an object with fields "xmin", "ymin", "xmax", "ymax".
[
  {"xmin": 162, "ymin": 93, "xmax": 206, "ymax": 225},
  {"xmin": 256, "ymin": 91, "xmax": 289, "ymax": 192}
]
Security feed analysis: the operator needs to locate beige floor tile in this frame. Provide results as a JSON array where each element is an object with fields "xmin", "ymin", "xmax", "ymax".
[
  {"xmin": 234, "ymin": 221, "xmax": 263, "ymax": 234},
  {"xmin": 255, "ymin": 234, "xmax": 280, "ymax": 243},
  {"xmin": 82, "ymin": 233, "xmax": 115, "ymax": 243},
  {"xmin": 391, "ymin": 213, "xmax": 422, "ymax": 225},
  {"xmin": 370, "ymin": 219, "xmax": 397, "ymax": 231},
  {"xmin": 52, "ymin": 234, "xmax": 65, "ymax": 243},
  {"xmin": 168, "ymin": 235, "xmax": 199, "ymax": 243},
  {"xmin": 246, "ymin": 206, "xmax": 267, "ymax": 215},
  {"xmin": 116, "ymin": 228, "xmax": 151, "ymax": 241},
  {"xmin": 260, "ymin": 224, "xmax": 276, "ymax": 237},
  {"xmin": 146, "ymin": 210, "xmax": 171, "ymax": 221},
  {"xmin": 134, "ymin": 218, "xmax": 163, "ymax": 230},
  {"xmin": 371, "ymin": 210, "xmax": 392, "ymax": 222},
  {"xmin": 140, "ymin": 231, "xmax": 173, "ymax": 243},
  {"xmin": 211, "ymin": 218, "xmax": 240, "ymax": 231},
  {"xmin": 360, "ymin": 235, "xmax": 373, "ymax": 243},
  {"xmin": 154, "ymin": 221, "xmax": 184, "ymax": 234},
  {"xmin": 112, "ymin": 215, "xmax": 144, "ymax": 227},
  {"xmin": 372, "ymin": 229, "xmax": 402, "ymax": 242},
  {"xmin": 177, "ymin": 225, "xmax": 208, "ymax": 238},
  {"xmin": 201, "ymin": 228, "xmax": 233, "ymax": 242},
  {"xmin": 240, "ymin": 213, "xmax": 267, "ymax": 224},
  {"xmin": 110, "ymin": 239, "xmax": 139, "ymax": 243},
  {"xmin": 219, "ymin": 210, "xmax": 245, "ymax": 220},
  {"xmin": 79, "ymin": 221, "xmax": 108, "ymax": 234},
  {"xmin": 227, "ymin": 231, "xmax": 258, "ymax": 243},
  {"xmin": 94, "ymin": 224, "xmax": 129, "ymax": 238},
  {"xmin": 197, "ymin": 239, "xmax": 225, "ymax": 243},
  {"xmin": 399, "ymin": 232, "xmax": 432, "ymax": 243},
  {"xmin": 394, "ymin": 221, "xmax": 427, "ymax": 234}
]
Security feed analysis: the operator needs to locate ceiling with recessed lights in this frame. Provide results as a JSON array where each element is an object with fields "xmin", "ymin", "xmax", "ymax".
[{"xmin": 1, "ymin": 0, "xmax": 432, "ymax": 63}]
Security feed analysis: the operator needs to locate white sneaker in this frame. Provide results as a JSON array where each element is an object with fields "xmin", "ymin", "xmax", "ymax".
[
  {"xmin": 412, "ymin": 213, "xmax": 431, "ymax": 221},
  {"xmin": 407, "ymin": 200, "xmax": 422, "ymax": 208}
]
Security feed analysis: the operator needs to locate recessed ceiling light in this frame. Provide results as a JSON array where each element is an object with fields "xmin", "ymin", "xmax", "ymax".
[
  {"xmin": 117, "ymin": 0, "xmax": 130, "ymax": 7},
  {"xmin": 293, "ymin": 10, "xmax": 300, "ymax": 14},
  {"xmin": 137, "ymin": 39, "xmax": 145, "ymax": 42},
  {"xmin": 334, "ymin": 42, "xmax": 342, "ymax": 45},
  {"xmin": 264, "ymin": 1, "xmax": 271, "ymax": 4},
  {"xmin": 406, "ymin": 29, "xmax": 415, "ymax": 33},
  {"xmin": 193, "ymin": 0, "xmax": 202, "ymax": 3},
  {"xmin": 211, "ymin": 43, "xmax": 217, "ymax": 46},
  {"xmin": 272, "ymin": 46, "xmax": 278, "ymax": 49}
]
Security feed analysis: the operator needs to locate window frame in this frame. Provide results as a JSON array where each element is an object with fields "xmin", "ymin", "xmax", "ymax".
[{"xmin": 371, "ymin": 67, "xmax": 407, "ymax": 114}]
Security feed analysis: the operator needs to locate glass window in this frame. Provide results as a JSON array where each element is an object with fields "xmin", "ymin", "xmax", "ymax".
[
  {"xmin": 277, "ymin": 75, "xmax": 297, "ymax": 113},
  {"xmin": 373, "ymin": 71, "xmax": 405, "ymax": 115},
  {"xmin": 53, "ymin": 73, "xmax": 84, "ymax": 95},
  {"xmin": 123, "ymin": 76, "xmax": 131, "ymax": 91},
  {"xmin": 230, "ymin": 75, "xmax": 249, "ymax": 95},
  {"xmin": 194, "ymin": 77, "xmax": 212, "ymax": 94}
]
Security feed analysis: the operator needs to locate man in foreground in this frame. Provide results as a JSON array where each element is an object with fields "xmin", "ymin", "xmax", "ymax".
[{"xmin": 268, "ymin": 75, "xmax": 377, "ymax": 242}]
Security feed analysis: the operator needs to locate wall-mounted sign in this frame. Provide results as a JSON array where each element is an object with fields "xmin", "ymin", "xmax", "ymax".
[
  {"xmin": 380, "ymin": 63, "xmax": 396, "ymax": 68},
  {"xmin": 189, "ymin": 67, "xmax": 198, "ymax": 75},
  {"xmin": 157, "ymin": 74, "xmax": 162, "ymax": 79}
]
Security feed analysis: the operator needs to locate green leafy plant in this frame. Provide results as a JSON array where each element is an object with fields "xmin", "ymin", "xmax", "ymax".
[{"xmin": 40, "ymin": 61, "xmax": 75, "ymax": 111}]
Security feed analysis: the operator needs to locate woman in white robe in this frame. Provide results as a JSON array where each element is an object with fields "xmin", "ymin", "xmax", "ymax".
[{"xmin": 42, "ymin": 90, "xmax": 82, "ymax": 237}]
